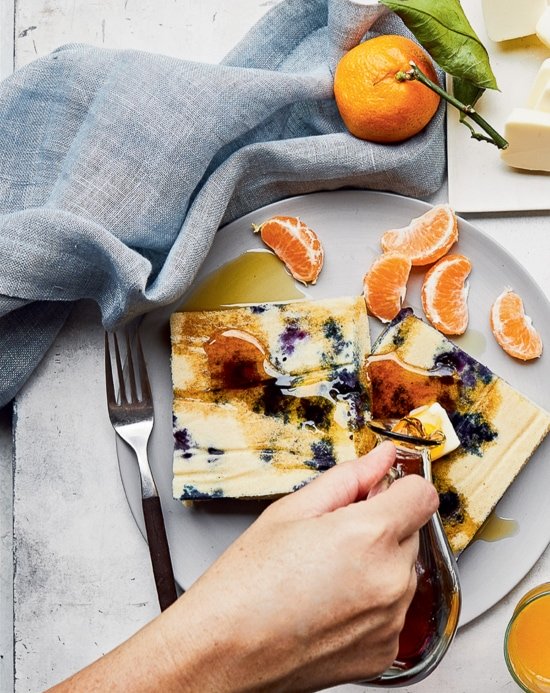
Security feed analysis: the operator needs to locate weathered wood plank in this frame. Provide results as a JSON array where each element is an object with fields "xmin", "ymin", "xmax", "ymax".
[
  {"xmin": 0, "ymin": 0, "xmax": 14, "ymax": 78},
  {"xmin": 13, "ymin": 304, "xmax": 159, "ymax": 691},
  {"xmin": 14, "ymin": 0, "xmax": 278, "ymax": 68},
  {"xmin": 1, "ymin": 6, "xmax": 16, "ymax": 693},
  {"xmin": 0, "ymin": 404, "xmax": 14, "ymax": 693}
]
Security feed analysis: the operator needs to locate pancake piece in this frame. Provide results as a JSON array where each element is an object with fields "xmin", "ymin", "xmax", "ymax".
[
  {"xmin": 369, "ymin": 309, "xmax": 550, "ymax": 555},
  {"xmin": 171, "ymin": 296, "xmax": 375, "ymax": 501}
]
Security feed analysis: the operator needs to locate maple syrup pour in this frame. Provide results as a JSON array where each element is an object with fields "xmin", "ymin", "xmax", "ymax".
[
  {"xmin": 367, "ymin": 352, "xmax": 459, "ymax": 420},
  {"xmin": 367, "ymin": 349, "xmax": 498, "ymax": 459},
  {"xmin": 475, "ymin": 511, "xmax": 519, "ymax": 543},
  {"xmin": 369, "ymin": 417, "xmax": 445, "ymax": 448},
  {"xmin": 204, "ymin": 329, "xmax": 271, "ymax": 389},
  {"xmin": 182, "ymin": 249, "xmax": 305, "ymax": 311},
  {"xmin": 204, "ymin": 329, "xmax": 295, "ymax": 390}
]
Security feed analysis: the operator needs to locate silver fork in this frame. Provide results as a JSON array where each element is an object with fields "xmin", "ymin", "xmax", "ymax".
[{"xmin": 105, "ymin": 326, "xmax": 178, "ymax": 611}]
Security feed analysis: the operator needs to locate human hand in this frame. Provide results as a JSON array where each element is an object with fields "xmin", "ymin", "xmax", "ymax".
[
  {"xmin": 172, "ymin": 441, "xmax": 439, "ymax": 692},
  {"xmin": 48, "ymin": 442, "xmax": 439, "ymax": 693}
]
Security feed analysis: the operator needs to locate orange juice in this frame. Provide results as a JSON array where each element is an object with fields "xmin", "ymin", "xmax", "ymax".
[{"xmin": 505, "ymin": 583, "xmax": 550, "ymax": 693}]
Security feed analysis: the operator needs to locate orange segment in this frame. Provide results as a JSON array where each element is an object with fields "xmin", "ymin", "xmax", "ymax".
[
  {"xmin": 363, "ymin": 252, "xmax": 412, "ymax": 323},
  {"xmin": 421, "ymin": 254, "xmax": 472, "ymax": 335},
  {"xmin": 253, "ymin": 215, "xmax": 324, "ymax": 285},
  {"xmin": 334, "ymin": 35, "xmax": 440, "ymax": 143},
  {"xmin": 490, "ymin": 289, "xmax": 543, "ymax": 361},
  {"xmin": 381, "ymin": 204, "xmax": 458, "ymax": 266}
]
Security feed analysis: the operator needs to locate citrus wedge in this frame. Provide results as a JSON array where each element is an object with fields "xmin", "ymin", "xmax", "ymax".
[
  {"xmin": 253, "ymin": 215, "xmax": 324, "ymax": 285},
  {"xmin": 363, "ymin": 252, "xmax": 412, "ymax": 323},
  {"xmin": 381, "ymin": 204, "xmax": 458, "ymax": 266},
  {"xmin": 421, "ymin": 253, "xmax": 471, "ymax": 335},
  {"xmin": 490, "ymin": 289, "xmax": 543, "ymax": 361}
]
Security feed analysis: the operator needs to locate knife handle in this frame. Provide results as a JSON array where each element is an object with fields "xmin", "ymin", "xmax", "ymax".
[{"xmin": 142, "ymin": 495, "xmax": 179, "ymax": 611}]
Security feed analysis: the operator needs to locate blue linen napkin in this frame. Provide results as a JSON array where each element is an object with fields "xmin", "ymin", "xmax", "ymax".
[{"xmin": 0, "ymin": 0, "xmax": 445, "ymax": 408}]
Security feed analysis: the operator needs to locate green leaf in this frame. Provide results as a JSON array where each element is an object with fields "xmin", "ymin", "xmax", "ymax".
[{"xmin": 380, "ymin": 0, "xmax": 498, "ymax": 90}]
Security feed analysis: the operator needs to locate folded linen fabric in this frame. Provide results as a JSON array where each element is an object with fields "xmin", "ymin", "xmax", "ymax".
[{"xmin": 0, "ymin": 0, "xmax": 445, "ymax": 408}]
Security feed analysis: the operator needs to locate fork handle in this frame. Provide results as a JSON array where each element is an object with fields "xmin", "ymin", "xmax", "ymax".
[{"xmin": 142, "ymin": 495, "xmax": 178, "ymax": 611}]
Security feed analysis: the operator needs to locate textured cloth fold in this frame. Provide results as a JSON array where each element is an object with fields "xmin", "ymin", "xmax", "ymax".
[{"xmin": 0, "ymin": 0, "xmax": 445, "ymax": 407}]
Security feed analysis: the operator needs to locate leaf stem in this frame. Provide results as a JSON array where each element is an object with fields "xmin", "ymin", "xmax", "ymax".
[{"xmin": 395, "ymin": 62, "xmax": 508, "ymax": 150}]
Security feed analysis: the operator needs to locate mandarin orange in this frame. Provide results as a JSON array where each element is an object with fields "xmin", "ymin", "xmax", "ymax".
[
  {"xmin": 363, "ymin": 251, "xmax": 412, "ymax": 322},
  {"xmin": 421, "ymin": 253, "xmax": 472, "ymax": 335},
  {"xmin": 252, "ymin": 215, "xmax": 324, "ymax": 284},
  {"xmin": 490, "ymin": 289, "xmax": 543, "ymax": 361},
  {"xmin": 334, "ymin": 35, "xmax": 440, "ymax": 143},
  {"xmin": 381, "ymin": 204, "xmax": 458, "ymax": 266}
]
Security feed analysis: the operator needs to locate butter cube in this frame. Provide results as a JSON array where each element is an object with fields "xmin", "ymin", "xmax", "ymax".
[
  {"xmin": 408, "ymin": 403, "xmax": 460, "ymax": 461},
  {"xmin": 482, "ymin": 0, "xmax": 546, "ymax": 42},
  {"xmin": 536, "ymin": 7, "xmax": 550, "ymax": 48},
  {"xmin": 527, "ymin": 59, "xmax": 550, "ymax": 111},
  {"xmin": 531, "ymin": 82, "xmax": 550, "ymax": 113},
  {"xmin": 501, "ymin": 108, "xmax": 550, "ymax": 171}
]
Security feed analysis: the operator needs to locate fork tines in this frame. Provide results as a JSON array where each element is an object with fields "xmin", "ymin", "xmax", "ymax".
[{"xmin": 105, "ymin": 328, "xmax": 151, "ymax": 407}]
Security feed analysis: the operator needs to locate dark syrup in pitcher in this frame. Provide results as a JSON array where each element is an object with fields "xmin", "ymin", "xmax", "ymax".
[{"xmin": 392, "ymin": 450, "xmax": 442, "ymax": 670}]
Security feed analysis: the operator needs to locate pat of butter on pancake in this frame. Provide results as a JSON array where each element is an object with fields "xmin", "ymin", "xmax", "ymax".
[{"xmin": 408, "ymin": 402, "xmax": 461, "ymax": 461}]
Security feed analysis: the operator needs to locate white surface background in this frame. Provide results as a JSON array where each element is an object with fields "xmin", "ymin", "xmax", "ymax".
[{"xmin": 1, "ymin": 2, "xmax": 550, "ymax": 692}]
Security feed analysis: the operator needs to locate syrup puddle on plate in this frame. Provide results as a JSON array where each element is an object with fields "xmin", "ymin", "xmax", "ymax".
[
  {"xmin": 182, "ymin": 249, "xmax": 306, "ymax": 311},
  {"xmin": 406, "ymin": 306, "xmax": 486, "ymax": 359},
  {"xmin": 452, "ymin": 329, "xmax": 487, "ymax": 358},
  {"xmin": 475, "ymin": 511, "xmax": 519, "ymax": 543}
]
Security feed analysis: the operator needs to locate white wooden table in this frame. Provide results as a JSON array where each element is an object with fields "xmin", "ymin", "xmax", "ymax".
[{"xmin": 1, "ymin": 2, "xmax": 549, "ymax": 692}]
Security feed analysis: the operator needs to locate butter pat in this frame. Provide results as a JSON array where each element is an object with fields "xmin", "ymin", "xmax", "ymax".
[
  {"xmin": 527, "ymin": 59, "xmax": 550, "ymax": 111},
  {"xmin": 530, "ymin": 82, "xmax": 550, "ymax": 114},
  {"xmin": 482, "ymin": 0, "xmax": 546, "ymax": 42},
  {"xmin": 409, "ymin": 403, "xmax": 460, "ymax": 461},
  {"xmin": 501, "ymin": 108, "xmax": 550, "ymax": 171},
  {"xmin": 536, "ymin": 7, "xmax": 550, "ymax": 48}
]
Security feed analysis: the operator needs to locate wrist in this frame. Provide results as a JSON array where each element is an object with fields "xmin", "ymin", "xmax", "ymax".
[{"xmin": 165, "ymin": 583, "xmax": 293, "ymax": 693}]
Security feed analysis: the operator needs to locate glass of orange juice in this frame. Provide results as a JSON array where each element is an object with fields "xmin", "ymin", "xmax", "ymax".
[{"xmin": 504, "ymin": 582, "xmax": 550, "ymax": 692}]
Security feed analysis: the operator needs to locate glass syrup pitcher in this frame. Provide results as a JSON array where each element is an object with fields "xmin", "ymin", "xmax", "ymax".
[{"xmin": 363, "ymin": 418, "xmax": 462, "ymax": 687}]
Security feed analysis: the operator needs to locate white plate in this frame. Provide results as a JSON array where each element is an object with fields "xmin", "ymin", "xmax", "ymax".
[
  {"xmin": 447, "ymin": 0, "xmax": 550, "ymax": 212},
  {"xmin": 118, "ymin": 190, "xmax": 550, "ymax": 626}
]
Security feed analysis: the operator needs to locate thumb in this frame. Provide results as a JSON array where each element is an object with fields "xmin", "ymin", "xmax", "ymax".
[{"xmin": 269, "ymin": 441, "xmax": 396, "ymax": 521}]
